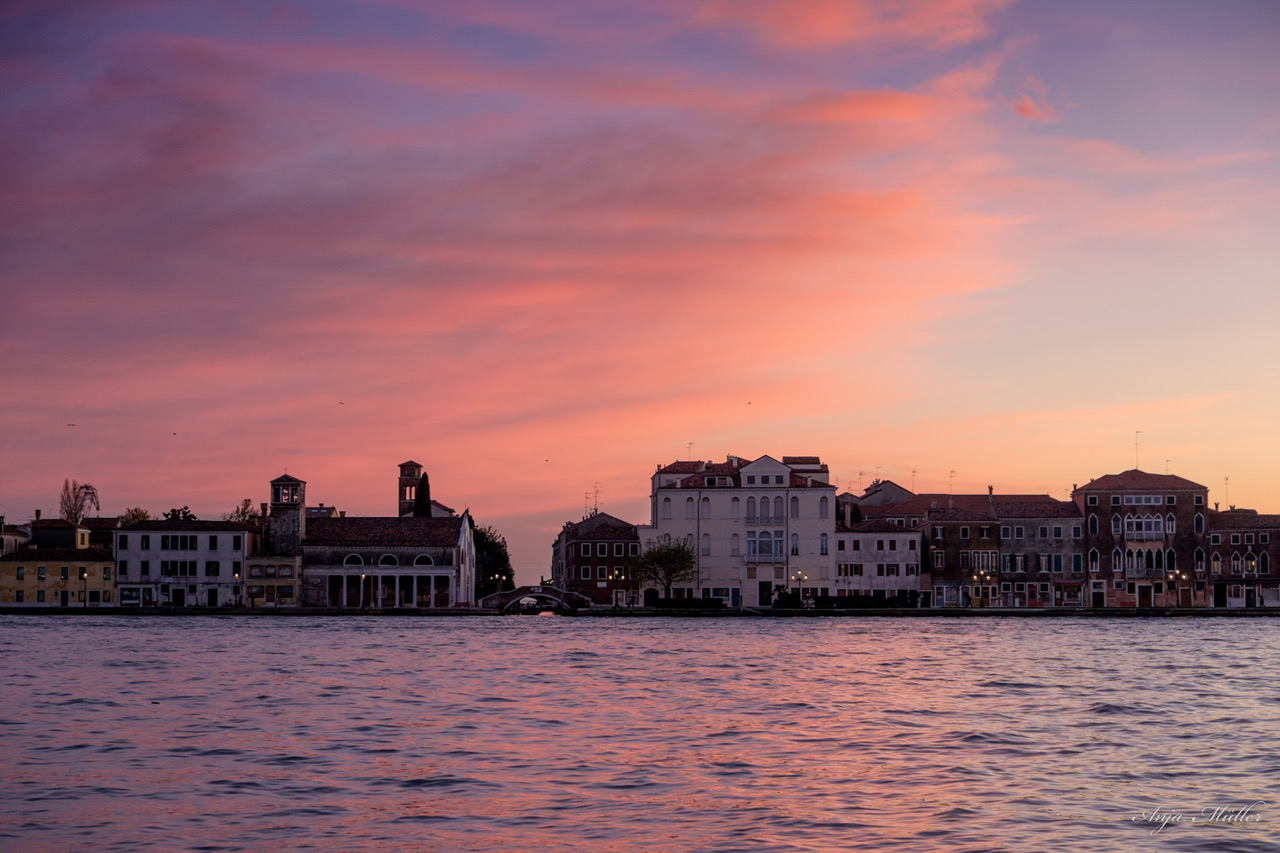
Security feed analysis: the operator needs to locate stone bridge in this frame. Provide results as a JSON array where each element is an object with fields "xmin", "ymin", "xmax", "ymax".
[{"xmin": 479, "ymin": 585, "xmax": 595, "ymax": 613}]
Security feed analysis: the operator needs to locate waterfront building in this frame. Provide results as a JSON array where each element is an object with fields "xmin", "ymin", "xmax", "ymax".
[
  {"xmin": 114, "ymin": 520, "xmax": 258, "ymax": 607},
  {"xmin": 550, "ymin": 510, "xmax": 641, "ymax": 607},
  {"xmin": 1, "ymin": 516, "xmax": 28, "ymax": 556},
  {"xmin": 645, "ymin": 454, "xmax": 837, "ymax": 607},
  {"xmin": 1072, "ymin": 470, "xmax": 1210, "ymax": 608},
  {"xmin": 1204, "ymin": 509, "xmax": 1280, "ymax": 608},
  {"xmin": 0, "ymin": 520, "xmax": 115, "ymax": 606},
  {"xmin": 261, "ymin": 465, "xmax": 477, "ymax": 609},
  {"xmin": 992, "ymin": 496, "xmax": 1085, "ymax": 608},
  {"xmin": 833, "ymin": 518, "xmax": 927, "ymax": 605}
]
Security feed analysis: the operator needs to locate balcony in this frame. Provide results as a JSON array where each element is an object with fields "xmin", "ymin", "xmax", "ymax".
[
  {"xmin": 744, "ymin": 516, "xmax": 784, "ymax": 526},
  {"xmin": 745, "ymin": 553, "xmax": 785, "ymax": 563}
]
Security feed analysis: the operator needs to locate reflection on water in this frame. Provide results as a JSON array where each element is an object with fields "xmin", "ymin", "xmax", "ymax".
[{"xmin": 2, "ymin": 615, "xmax": 1278, "ymax": 851}]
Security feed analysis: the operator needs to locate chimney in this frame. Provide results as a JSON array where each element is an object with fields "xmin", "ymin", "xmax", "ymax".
[
  {"xmin": 260, "ymin": 502, "xmax": 269, "ymax": 518},
  {"xmin": 1214, "ymin": 502, "xmax": 1219, "ymax": 511},
  {"xmin": 34, "ymin": 509, "xmax": 41, "ymax": 521}
]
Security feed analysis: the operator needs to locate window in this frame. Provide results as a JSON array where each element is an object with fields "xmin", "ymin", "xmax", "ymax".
[
  {"xmin": 960, "ymin": 527, "xmax": 970, "ymax": 540},
  {"xmin": 581, "ymin": 566, "xmax": 591, "ymax": 580},
  {"xmin": 1112, "ymin": 496, "xmax": 1121, "ymax": 506},
  {"xmin": 1001, "ymin": 526, "xmax": 1011, "ymax": 538},
  {"xmin": 1112, "ymin": 515, "xmax": 1121, "ymax": 535},
  {"xmin": 140, "ymin": 561, "xmax": 149, "ymax": 577},
  {"xmin": 1231, "ymin": 534, "xmax": 1241, "ymax": 545},
  {"xmin": 598, "ymin": 566, "xmax": 608, "ymax": 580},
  {"xmin": 1195, "ymin": 514, "xmax": 1204, "ymax": 535},
  {"xmin": 1089, "ymin": 515, "xmax": 1098, "ymax": 535},
  {"xmin": 1211, "ymin": 553, "xmax": 1222, "ymax": 574},
  {"xmin": 1039, "ymin": 526, "xmax": 1049, "ymax": 538},
  {"xmin": 140, "ymin": 535, "xmax": 150, "ymax": 549},
  {"xmin": 1053, "ymin": 527, "xmax": 1063, "ymax": 539},
  {"xmin": 934, "ymin": 552, "xmax": 945, "ymax": 568},
  {"xmin": 232, "ymin": 535, "xmax": 242, "ymax": 551},
  {"xmin": 117, "ymin": 561, "xmax": 127, "ymax": 577},
  {"xmin": 820, "ymin": 534, "xmax": 829, "ymax": 556},
  {"xmin": 819, "ymin": 497, "xmax": 829, "ymax": 519},
  {"xmin": 581, "ymin": 543, "xmax": 591, "ymax": 556},
  {"xmin": 598, "ymin": 543, "xmax": 607, "ymax": 557},
  {"xmin": 1087, "ymin": 495, "xmax": 1098, "ymax": 506},
  {"xmin": 701, "ymin": 497, "xmax": 711, "ymax": 519},
  {"xmin": 731, "ymin": 497, "xmax": 740, "ymax": 518},
  {"xmin": 413, "ymin": 554, "xmax": 433, "ymax": 566},
  {"xmin": 37, "ymin": 566, "xmax": 45, "ymax": 580},
  {"xmin": 775, "ymin": 475, "xmax": 784, "ymax": 484},
  {"xmin": 701, "ymin": 534, "xmax": 711, "ymax": 556},
  {"xmin": 853, "ymin": 540, "xmax": 862, "ymax": 551},
  {"xmin": 78, "ymin": 566, "xmax": 87, "ymax": 581},
  {"xmin": 1211, "ymin": 534, "xmax": 1221, "ymax": 545},
  {"xmin": 731, "ymin": 534, "xmax": 740, "ymax": 556},
  {"xmin": 119, "ymin": 534, "xmax": 129, "ymax": 550},
  {"xmin": 685, "ymin": 498, "xmax": 695, "ymax": 519},
  {"xmin": 61, "ymin": 567, "xmax": 69, "ymax": 581},
  {"xmin": 343, "ymin": 554, "xmax": 364, "ymax": 566},
  {"xmin": 837, "ymin": 540, "xmax": 845, "ymax": 552},
  {"xmin": 908, "ymin": 540, "xmax": 917, "ymax": 552},
  {"xmin": 747, "ymin": 476, "xmax": 756, "ymax": 485},
  {"xmin": 774, "ymin": 497, "xmax": 784, "ymax": 519},
  {"xmin": 790, "ymin": 533, "xmax": 799, "ymax": 556},
  {"xmin": 1262, "ymin": 534, "xmax": 1270, "ymax": 545},
  {"xmin": 889, "ymin": 540, "xmax": 897, "ymax": 552},
  {"xmin": 979, "ymin": 526, "xmax": 990, "ymax": 539},
  {"xmin": 1072, "ymin": 554, "xmax": 1082, "ymax": 573},
  {"xmin": 205, "ymin": 561, "xmax": 220, "ymax": 577},
  {"xmin": 629, "ymin": 543, "xmax": 639, "ymax": 556},
  {"xmin": 16, "ymin": 567, "xmax": 24, "ymax": 580},
  {"xmin": 379, "ymin": 554, "xmax": 398, "ymax": 566},
  {"xmin": 1053, "ymin": 555, "xmax": 1063, "ymax": 573},
  {"xmin": 1072, "ymin": 526, "xmax": 1082, "ymax": 539},
  {"xmin": 934, "ymin": 526, "xmax": 944, "ymax": 539},
  {"xmin": 1245, "ymin": 534, "xmax": 1255, "ymax": 545},
  {"xmin": 662, "ymin": 498, "xmax": 672, "ymax": 519},
  {"xmin": 1015, "ymin": 526, "xmax": 1025, "ymax": 539},
  {"xmin": 877, "ymin": 540, "xmax": 885, "ymax": 552},
  {"xmin": 614, "ymin": 543, "xmax": 624, "ymax": 557},
  {"xmin": 209, "ymin": 535, "xmax": 218, "ymax": 550}
]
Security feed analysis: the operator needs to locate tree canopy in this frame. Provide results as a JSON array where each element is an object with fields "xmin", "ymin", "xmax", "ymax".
[
  {"xmin": 163, "ymin": 506, "xmax": 197, "ymax": 522},
  {"xmin": 633, "ymin": 539, "xmax": 699, "ymax": 598},
  {"xmin": 119, "ymin": 507, "xmax": 151, "ymax": 526},
  {"xmin": 221, "ymin": 499, "xmax": 260, "ymax": 524},
  {"xmin": 474, "ymin": 524, "xmax": 515, "ymax": 600}
]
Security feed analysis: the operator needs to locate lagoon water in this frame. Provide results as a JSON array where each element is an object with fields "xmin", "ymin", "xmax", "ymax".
[{"xmin": 1, "ymin": 614, "xmax": 1277, "ymax": 852}]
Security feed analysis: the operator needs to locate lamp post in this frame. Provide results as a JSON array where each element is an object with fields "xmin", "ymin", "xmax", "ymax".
[
  {"xmin": 791, "ymin": 571, "xmax": 809, "ymax": 604},
  {"xmin": 360, "ymin": 573, "xmax": 366, "ymax": 610},
  {"xmin": 234, "ymin": 572, "xmax": 241, "ymax": 608}
]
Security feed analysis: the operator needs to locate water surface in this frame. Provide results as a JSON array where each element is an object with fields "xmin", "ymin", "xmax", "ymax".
[{"xmin": 1, "ymin": 615, "xmax": 1276, "ymax": 851}]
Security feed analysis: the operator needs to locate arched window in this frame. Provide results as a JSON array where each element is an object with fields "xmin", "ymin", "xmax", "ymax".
[
  {"xmin": 731, "ymin": 497, "xmax": 740, "ymax": 519},
  {"xmin": 731, "ymin": 533, "xmax": 740, "ymax": 556},
  {"xmin": 662, "ymin": 497, "xmax": 672, "ymax": 519},
  {"xmin": 343, "ymin": 554, "xmax": 364, "ymax": 566},
  {"xmin": 773, "ymin": 496, "xmax": 784, "ymax": 519},
  {"xmin": 1089, "ymin": 514, "xmax": 1098, "ymax": 535},
  {"xmin": 1089, "ymin": 549, "xmax": 1099, "ymax": 572},
  {"xmin": 1211, "ymin": 553, "xmax": 1222, "ymax": 574},
  {"xmin": 820, "ymin": 533, "xmax": 829, "ymax": 556},
  {"xmin": 1194, "ymin": 513, "xmax": 1204, "ymax": 534},
  {"xmin": 379, "ymin": 554, "xmax": 399, "ymax": 566},
  {"xmin": 746, "ymin": 497, "xmax": 757, "ymax": 519},
  {"xmin": 413, "ymin": 554, "xmax": 434, "ymax": 566},
  {"xmin": 819, "ymin": 496, "xmax": 829, "ymax": 519},
  {"xmin": 758, "ymin": 531, "xmax": 772, "ymax": 556},
  {"xmin": 684, "ymin": 534, "xmax": 694, "ymax": 549},
  {"xmin": 701, "ymin": 533, "xmax": 711, "ymax": 556},
  {"xmin": 1245, "ymin": 552, "xmax": 1257, "ymax": 573},
  {"xmin": 1166, "ymin": 513, "xmax": 1176, "ymax": 534},
  {"xmin": 1153, "ymin": 549, "xmax": 1162, "ymax": 570},
  {"xmin": 1195, "ymin": 548, "xmax": 1205, "ymax": 572},
  {"xmin": 701, "ymin": 497, "xmax": 711, "ymax": 518},
  {"xmin": 685, "ymin": 497, "xmax": 695, "ymax": 519},
  {"xmin": 1112, "ymin": 514, "xmax": 1121, "ymax": 535},
  {"xmin": 790, "ymin": 496, "xmax": 800, "ymax": 519},
  {"xmin": 1231, "ymin": 553, "xmax": 1242, "ymax": 574},
  {"xmin": 1112, "ymin": 548, "xmax": 1122, "ymax": 572},
  {"xmin": 1167, "ymin": 550, "xmax": 1176, "ymax": 572},
  {"xmin": 1261, "ymin": 553, "xmax": 1270, "ymax": 575},
  {"xmin": 790, "ymin": 533, "xmax": 799, "ymax": 555}
]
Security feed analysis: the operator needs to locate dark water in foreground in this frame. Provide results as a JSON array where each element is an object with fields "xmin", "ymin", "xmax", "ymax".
[{"xmin": 1, "ymin": 615, "xmax": 1277, "ymax": 852}]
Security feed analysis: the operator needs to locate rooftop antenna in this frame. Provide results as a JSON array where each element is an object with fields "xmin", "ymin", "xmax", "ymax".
[
  {"xmin": 949, "ymin": 470, "xmax": 956, "ymax": 509},
  {"xmin": 1165, "ymin": 459, "xmax": 1171, "ymax": 475},
  {"xmin": 592, "ymin": 481, "xmax": 602, "ymax": 513},
  {"xmin": 687, "ymin": 441, "xmax": 695, "ymax": 461},
  {"xmin": 858, "ymin": 471, "xmax": 865, "ymax": 491},
  {"xmin": 911, "ymin": 469, "xmax": 918, "ymax": 491},
  {"xmin": 1224, "ymin": 476, "xmax": 1230, "ymax": 507},
  {"xmin": 1134, "ymin": 430, "xmax": 1143, "ymax": 469},
  {"xmin": 874, "ymin": 465, "xmax": 881, "ymax": 483}
]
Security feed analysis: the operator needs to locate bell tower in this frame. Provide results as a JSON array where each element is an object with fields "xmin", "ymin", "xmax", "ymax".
[
  {"xmin": 398, "ymin": 461, "xmax": 423, "ymax": 517},
  {"xmin": 268, "ymin": 474, "xmax": 306, "ymax": 556}
]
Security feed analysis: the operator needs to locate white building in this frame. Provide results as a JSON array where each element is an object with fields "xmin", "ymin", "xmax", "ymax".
[
  {"xmin": 645, "ymin": 454, "xmax": 837, "ymax": 607},
  {"xmin": 833, "ymin": 519, "xmax": 927, "ymax": 604},
  {"xmin": 114, "ymin": 520, "xmax": 257, "ymax": 607}
]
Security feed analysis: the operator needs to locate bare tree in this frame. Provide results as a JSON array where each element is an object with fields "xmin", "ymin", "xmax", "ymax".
[
  {"xmin": 59, "ymin": 479, "xmax": 99, "ymax": 523},
  {"xmin": 221, "ymin": 499, "xmax": 260, "ymax": 524}
]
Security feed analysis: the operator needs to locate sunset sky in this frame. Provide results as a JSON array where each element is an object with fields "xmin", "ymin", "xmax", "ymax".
[{"xmin": 3, "ymin": 1, "xmax": 1278, "ymax": 582}]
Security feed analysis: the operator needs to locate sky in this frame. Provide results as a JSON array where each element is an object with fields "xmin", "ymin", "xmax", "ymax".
[{"xmin": 3, "ymin": 0, "xmax": 1278, "ymax": 584}]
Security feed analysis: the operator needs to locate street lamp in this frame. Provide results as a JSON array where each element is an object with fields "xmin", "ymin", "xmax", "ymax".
[
  {"xmin": 791, "ymin": 571, "xmax": 809, "ymax": 602},
  {"xmin": 234, "ymin": 572, "xmax": 241, "ymax": 608},
  {"xmin": 360, "ymin": 573, "xmax": 366, "ymax": 610}
]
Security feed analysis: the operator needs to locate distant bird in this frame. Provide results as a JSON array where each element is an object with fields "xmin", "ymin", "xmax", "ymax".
[
  {"xmin": 66, "ymin": 423, "xmax": 75, "ymax": 427},
  {"xmin": 339, "ymin": 402, "xmax": 345, "ymax": 405}
]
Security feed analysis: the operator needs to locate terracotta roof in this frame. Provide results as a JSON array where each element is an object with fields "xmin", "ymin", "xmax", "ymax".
[
  {"xmin": 657, "ymin": 461, "xmax": 703, "ymax": 474},
  {"xmin": 880, "ymin": 493, "xmax": 1055, "ymax": 518},
  {"xmin": 782, "ymin": 456, "xmax": 822, "ymax": 464},
  {"xmin": 32, "ymin": 519, "xmax": 85, "ymax": 530},
  {"xmin": 303, "ymin": 516, "xmax": 462, "ymax": 548},
  {"xmin": 789, "ymin": 473, "xmax": 836, "ymax": 489},
  {"xmin": 2, "ymin": 547, "xmax": 114, "ymax": 562},
  {"xmin": 994, "ymin": 499, "xmax": 1082, "ymax": 520},
  {"xmin": 923, "ymin": 507, "xmax": 996, "ymax": 523},
  {"xmin": 1208, "ymin": 511, "xmax": 1280, "ymax": 530},
  {"xmin": 81, "ymin": 517, "xmax": 121, "ymax": 530},
  {"xmin": 562, "ymin": 512, "xmax": 638, "ymax": 537},
  {"xmin": 399, "ymin": 460, "xmax": 423, "ymax": 467},
  {"xmin": 1075, "ymin": 470, "xmax": 1206, "ymax": 492},
  {"xmin": 120, "ymin": 520, "xmax": 254, "ymax": 532}
]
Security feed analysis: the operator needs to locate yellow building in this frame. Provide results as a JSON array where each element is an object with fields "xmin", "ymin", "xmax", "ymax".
[{"xmin": 0, "ymin": 547, "xmax": 116, "ymax": 607}]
